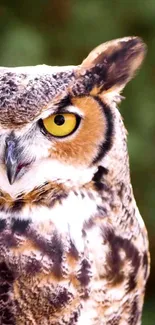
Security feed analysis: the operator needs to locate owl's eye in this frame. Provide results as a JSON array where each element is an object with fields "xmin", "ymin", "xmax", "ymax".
[{"xmin": 42, "ymin": 113, "xmax": 79, "ymax": 137}]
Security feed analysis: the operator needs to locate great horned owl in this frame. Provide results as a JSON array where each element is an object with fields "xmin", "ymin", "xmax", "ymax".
[{"xmin": 0, "ymin": 37, "xmax": 150, "ymax": 325}]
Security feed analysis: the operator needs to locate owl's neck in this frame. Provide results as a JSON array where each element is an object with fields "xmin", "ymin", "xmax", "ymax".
[
  {"xmin": 0, "ymin": 152, "xmax": 134, "ymax": 249},
  {"xmin": 0, "ymin": 163, "xmax": 132, "ymax": 217},
  {"xmin": 0, "ymin": 161, "xmax": 98, "ymax": 199}
]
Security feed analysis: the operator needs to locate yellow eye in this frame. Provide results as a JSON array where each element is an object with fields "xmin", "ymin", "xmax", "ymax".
[{"xmin": 42, "ymin": 113, "xmax": 78, "ymax": 137}]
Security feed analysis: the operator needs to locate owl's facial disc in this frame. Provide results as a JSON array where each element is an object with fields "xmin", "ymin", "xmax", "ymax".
[{"xmin": 5, "ymin": 133, "xmax": 31, "ymax": 185}]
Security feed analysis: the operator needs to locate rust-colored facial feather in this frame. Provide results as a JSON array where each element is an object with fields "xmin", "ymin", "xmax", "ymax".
[{"xmin": 49, "ymin": 96, "xmax": 108, "ymax": 166}]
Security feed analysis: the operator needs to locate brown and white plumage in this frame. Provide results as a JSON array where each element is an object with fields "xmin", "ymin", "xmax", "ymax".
[{"xmin": 0, "ymin": 37, "xmax": 150, "ymax": 325}]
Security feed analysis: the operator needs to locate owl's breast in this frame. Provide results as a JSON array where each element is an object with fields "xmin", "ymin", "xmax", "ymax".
[
  {"xmin": 0, "ymin": 190, "xmax": 102, "ymax": 324},
  {"xmin": 0, "ymin": 188, "xmax": 149, "ymax": 325}
]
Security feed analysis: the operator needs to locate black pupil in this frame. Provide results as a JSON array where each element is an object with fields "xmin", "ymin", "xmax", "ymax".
[{"xmin": 54, "ymin": 115, "xmax": 65, "ymax": 126}]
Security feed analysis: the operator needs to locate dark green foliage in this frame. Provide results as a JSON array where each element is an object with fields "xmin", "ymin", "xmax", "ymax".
[{"xmin": 0, "ymin": 1, "xmax": 154, "ymax": 323}]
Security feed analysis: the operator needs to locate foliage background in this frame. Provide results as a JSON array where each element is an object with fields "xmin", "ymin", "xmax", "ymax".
[{"xmin": 0, "ymin": 0, "xmax": 154, "ymax": 323}]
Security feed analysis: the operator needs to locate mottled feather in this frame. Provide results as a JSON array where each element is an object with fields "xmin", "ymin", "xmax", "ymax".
[{"xmin": 0, "ymin": 37, "xmax": 149, "ymax": 325}]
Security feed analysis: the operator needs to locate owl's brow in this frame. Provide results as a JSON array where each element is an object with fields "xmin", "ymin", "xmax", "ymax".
[
  {"xmin": 55, "ymin": 95, "xmax": 72, "ymax": 111},
  {"xmin": 54, "ymin": 95, "xmax": 84, "ymax": 117}
]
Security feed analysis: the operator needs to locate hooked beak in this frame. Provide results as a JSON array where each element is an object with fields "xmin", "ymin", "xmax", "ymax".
[
  {"xmin": 5, "ymin": 136, "xmax": 19, "ymax": 185},
  {"xmin": 5, "ymin": 134, "xmax": 32, "ymax": 185}
]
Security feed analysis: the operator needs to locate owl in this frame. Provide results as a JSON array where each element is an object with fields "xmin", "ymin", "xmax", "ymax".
[{"xmin": 0, "ymin": 36, "xmax": 150, "ymax": 325}]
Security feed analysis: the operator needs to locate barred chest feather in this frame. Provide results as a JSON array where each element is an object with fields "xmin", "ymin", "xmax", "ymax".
[{"xmin": 0, "ymin": 182, "xmax": 149, "ymax": 325}]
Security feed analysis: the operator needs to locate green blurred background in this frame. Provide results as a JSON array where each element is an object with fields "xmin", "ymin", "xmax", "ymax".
[{"xmin": 0, "ymin": 0, "xmax": 154, "ymax": 323}]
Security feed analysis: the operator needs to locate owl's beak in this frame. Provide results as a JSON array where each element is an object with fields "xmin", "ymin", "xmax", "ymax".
[{"xmin": 5, "ymin": 136, "xmax": 19, "ymax": 185}]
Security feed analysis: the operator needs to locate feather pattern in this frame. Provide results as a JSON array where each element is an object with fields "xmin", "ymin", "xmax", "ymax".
[{"xmin": 0, "ymin": 37, "xmax": 149, "ymax": 325}]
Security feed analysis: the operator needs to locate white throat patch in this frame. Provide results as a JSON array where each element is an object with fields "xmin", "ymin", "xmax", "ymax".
[{"xmin": 0, "ymin": 160, "xmax": 97, "ymax": 198}]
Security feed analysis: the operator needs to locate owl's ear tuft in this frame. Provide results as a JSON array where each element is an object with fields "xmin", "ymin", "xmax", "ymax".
[{"xmin": 81, "ymin": 37, "xmax": 146, "ymax": 95}]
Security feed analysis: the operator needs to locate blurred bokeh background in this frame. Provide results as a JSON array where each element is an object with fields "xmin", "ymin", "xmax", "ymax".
[{"xmin": 0, "ymin": 0, "xmax": 154, "ymax": 323}]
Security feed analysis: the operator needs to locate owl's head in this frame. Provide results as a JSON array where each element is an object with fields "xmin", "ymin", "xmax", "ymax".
[{"xmin": 0, "ymin": 37, "xmax": 146, "ymax": 197}]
